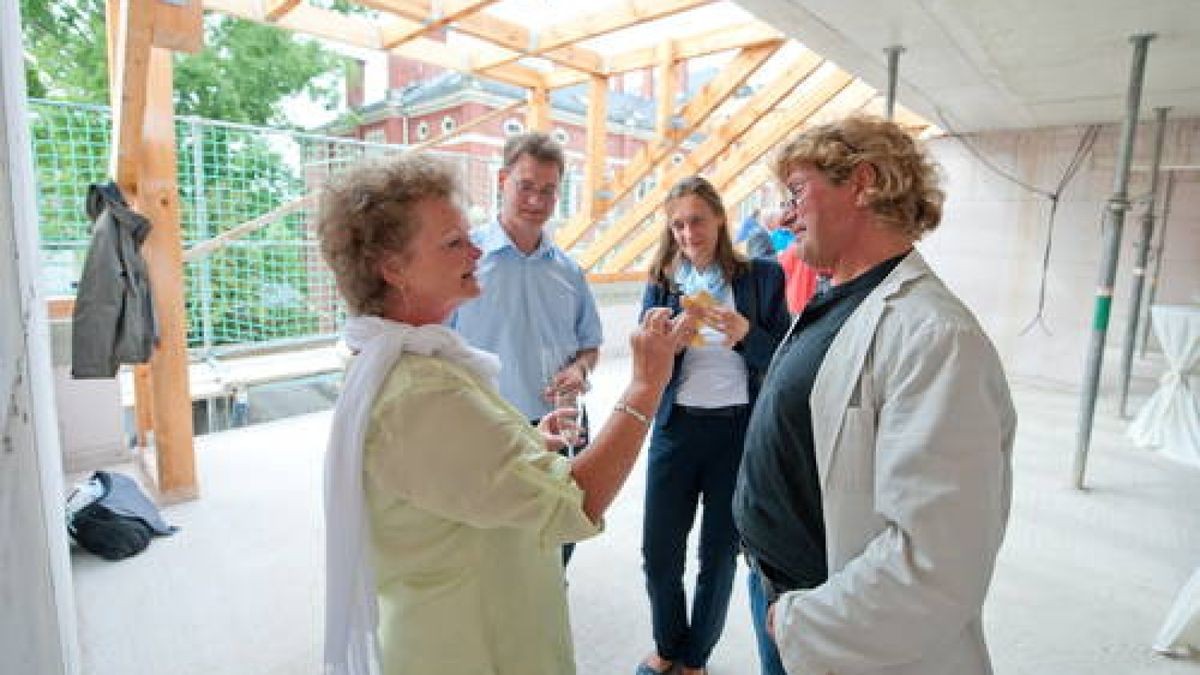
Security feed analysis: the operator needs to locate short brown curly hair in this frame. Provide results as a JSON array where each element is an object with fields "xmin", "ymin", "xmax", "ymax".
[
  {"xmin": 317, "ymin": 153, "xmax": 459, "ymax": 316},
  {"xmin": 772, "ymin": 115, "xmax": 944, "ymax": 240}
]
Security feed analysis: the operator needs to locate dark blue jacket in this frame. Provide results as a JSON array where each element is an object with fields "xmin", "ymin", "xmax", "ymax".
[{"xmin": 640, "ymin": 257, "xmax": 791, "ymax": 426}]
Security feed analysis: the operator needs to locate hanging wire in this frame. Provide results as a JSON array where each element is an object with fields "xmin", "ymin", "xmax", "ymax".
[{"xmin": 935, "ymin": 109, "xmax": 1100, "ymax": 335}]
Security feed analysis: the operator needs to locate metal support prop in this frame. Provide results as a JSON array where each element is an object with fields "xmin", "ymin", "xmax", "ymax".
[
  {"xmin": 1117, "ymin": 107, "xmax": 1170, "ymax": 417},
  {"xmin": 1072, "ymin": 33, "xmax": 1155, "ymax": 489},
  {"xmin": 1139, "ymin": 172, "xmax": 1175, "ymax": 357},
  {"xmin": 884, "ymin": 46, "xmax": 904, "ymax": 120}
]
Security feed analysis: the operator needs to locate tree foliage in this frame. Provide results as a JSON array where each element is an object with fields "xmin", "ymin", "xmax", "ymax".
[{"xmin": 20, "ymin": 0, "xmax": 343, "ymax": 127}]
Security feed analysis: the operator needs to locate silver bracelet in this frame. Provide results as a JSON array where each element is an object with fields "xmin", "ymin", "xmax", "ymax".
[{"xmin": 614, "ymin": 400, "xmax": 651, "ymax": 428}]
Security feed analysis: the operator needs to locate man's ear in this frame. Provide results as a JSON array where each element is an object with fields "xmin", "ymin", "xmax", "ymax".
[
  {"xmin": 850, "ymin": 162, "xmax": 876, "ymax": 204},
  {"xmin": 497, "ymin": 167, "xmax": 510, "ymax": 192}
]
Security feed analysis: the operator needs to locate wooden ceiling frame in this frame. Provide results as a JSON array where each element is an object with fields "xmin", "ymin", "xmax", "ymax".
[
  {"xmin": 555, "ymin": 40, "xmax": 786, "ymax": 250},
  {"xmin": 472, "ymin": 0, "xmax": 713, "ymax": 73},
  {"xmin": 203, "ymin": 0, "xmax": 549, "ymax": 89},
  {"xmin": 573, "ymin": 58, "xmax": 842, "ymax": 271},
  {"xmin": 604, "ymin": 73, "xmax": 867, "ymax": 271}
]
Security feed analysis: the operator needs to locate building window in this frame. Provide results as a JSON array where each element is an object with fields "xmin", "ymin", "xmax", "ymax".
[
  {"xmin": 503, "ymin": 118, "xmax": 524, "ymax": 136},
  {"xmin": 671, "ymin": 152, "xmax": 685, "ymax": 166},
  {"xmin": 441, "ymin": 116, "xmax": 457, "ymax": 134},
  {"xmin": 416, "ymin": 121, "xmax": 430, "ymax": 141},
  {"xmin": 363, "ymin": 128, "xmax": 387, "ymax": 145},
  {"xmin": 552, "ymin": 127, "xmax": 569, "ymax": 145}
]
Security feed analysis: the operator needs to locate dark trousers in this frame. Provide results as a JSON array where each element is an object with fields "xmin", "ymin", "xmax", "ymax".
[{"xmin": 642, "ymin": 404, "xmax": 748, "ymax": 668}]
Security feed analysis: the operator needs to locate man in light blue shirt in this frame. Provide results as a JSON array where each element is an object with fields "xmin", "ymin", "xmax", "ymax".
[{"xmin": 451, "ymin": 134, "xmax": 603, "ymax": 559}]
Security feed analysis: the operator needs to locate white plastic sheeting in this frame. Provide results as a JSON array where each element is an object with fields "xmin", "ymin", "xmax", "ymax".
[
  {"xmin": 1154, "ymin": 567, "xmax": 1200, "ymax": 655},
  {"xmin": 1129, "ymin": 305, "xmax": 1200, "ymax": 468}
]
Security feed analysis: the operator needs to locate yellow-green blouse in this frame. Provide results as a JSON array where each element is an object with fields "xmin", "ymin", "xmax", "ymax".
[{"xmin": 363, "ymin": 354, "xmax": 602, "ymax": 675}]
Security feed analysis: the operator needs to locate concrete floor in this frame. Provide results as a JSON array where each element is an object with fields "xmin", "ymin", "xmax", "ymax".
[{"xmin": 70, "ymin": 351, "xmax": 1200, "ymax": 674}]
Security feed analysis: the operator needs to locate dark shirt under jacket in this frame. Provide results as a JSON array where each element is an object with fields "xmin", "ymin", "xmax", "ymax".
[{"xmin": 734, "ymin": 253, "xmax": 906, "ymax": 593}]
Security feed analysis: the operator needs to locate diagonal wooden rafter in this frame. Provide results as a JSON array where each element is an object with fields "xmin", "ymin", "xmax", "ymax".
[
  {"xmin": 264, "ymin": 0, "xmax": 300, "ymax": 21},
  {"xmin": 380, "ymin": 0, "xmax": 499, "ymax": 47},
  {"xmin": 473, "ymin": 0, "xmax": 712, "ymax": 73},
  {"xmin": 605, "ymin": 77, "xmax": 871, "ymax": 272},
  {"xmin": 555, "ymin": 40, "xmax": 787, "ymax": 250},
  {"xmin": 579, "ymin": 67, "xmax": 856, "ymax": 271},
  {"xmin": 543, "ymin": 21, "xmax": 783, "ymax": 89},
  {"xmin": 202, "ymin": 0, "xmax": 546, "ymax": 89}
]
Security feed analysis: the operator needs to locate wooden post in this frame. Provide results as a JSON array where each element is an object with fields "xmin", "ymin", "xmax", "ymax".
[
  {"xmin": 107, "ymin": 0, "xmax": 200, "ymax": 502},
  {"xmin": 579, "ymin": 75, "xmax": 608, "ymax": 228},
  {"xmin": 527, "ymin": 84, "xmax": 550, "ymax": 131},
  {"xmin": 655, "ymin": 41, "xmax": 679, "ymax": 184}
]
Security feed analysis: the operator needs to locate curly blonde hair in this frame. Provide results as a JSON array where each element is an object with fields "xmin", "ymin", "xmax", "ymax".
[
  {"xmin": 772, "ymin": 115, "xmax": 944, "ymax": 240},
  {"xmin": 317, "ymin": 153, "xmax": 458, "ymax": 316}
]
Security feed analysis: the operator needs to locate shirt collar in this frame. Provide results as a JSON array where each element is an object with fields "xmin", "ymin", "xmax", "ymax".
[{"xmin": 477, "ymin": 219, "xmax": 555, "ymax": 259}]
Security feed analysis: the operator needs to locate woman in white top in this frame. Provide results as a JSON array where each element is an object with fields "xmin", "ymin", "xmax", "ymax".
[{"xmin": 636, "ymin": 176, "xmax": 791, "ymax": 675}]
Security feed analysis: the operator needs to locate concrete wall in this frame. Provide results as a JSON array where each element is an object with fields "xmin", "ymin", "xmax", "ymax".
[
  {"xmin": 1, "ymin": 7, "xmax": 79, "ymax": 673},
  {"xmin": 920, "ymin": 118, "xmax": 1199, "ymax": 390}
]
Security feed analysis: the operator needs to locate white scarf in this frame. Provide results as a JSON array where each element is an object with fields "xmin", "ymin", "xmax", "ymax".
[{"xmin": 324, "ymin": 315, "xmax": 500, "ymax": 675}]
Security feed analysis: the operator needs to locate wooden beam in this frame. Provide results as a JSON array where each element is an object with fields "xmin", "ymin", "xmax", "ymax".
[
  {"xmin": 137, "ymin": 47, "xmax": 199, "ymax": 501},
  {"xmin": 579, "ymin": 66, "xmax": 853, "ymax": 271},
  {"xmin": 409, "ymin": 99, "xmax": 524, "ymax": 151},
  {"xmin": 655, "ymin": 41, "xmax": 679, "ymax": 142},
  {"xmin": 604, "ymin": 74, "xmax": 864, "ymax": 271},
  {"xmin": 721, "ymin": 163, "xmax": 773, "ymax": 214},
  {"xmin": 203, "ymin": 0, "xmax": 546, "ymax": 89},
  {"xmin": 380, "ymin": 0, "xmax": 499, "ymax": 46},
  {"xmin": 543, "ymin": 21, "xmax": 783, "ymax": 90},
  {"xmin": 108, "ymin": 0, "xmax": 155, "ymax": 192},
  {"xmin": 264, "ymin": 0, "xmax": 301, "ymax": 22},
  {"xmin": 555, "ymin": 42, "xmax": 784, "ymax": 250},
  {"xmin": 527, "ymin": 85, "xmax": 550, "ymax": 131},
  {"xmin": 542, "ymin": 0, "xmax": 714, "ymax": 55},
  {"xmin": 152, "ymin": 0, "xmax": 203, "ymax": 52},
  {"xmin": 580, "ymin": 75, "xmax": 609, "ymax": 227}
]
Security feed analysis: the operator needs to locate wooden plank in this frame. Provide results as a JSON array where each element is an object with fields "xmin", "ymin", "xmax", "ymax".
[
  {"xmin": 203, "ymin": 0, "xmax": 546, "ymax": 88},
  {"xmin": 380, "ymin": 0, "xmax": 499, "ymax": 46},
  {"xmin": 544, "ymin": 21, "xmax": 783, "ymax": 89},
  {"xmin": 183, "ymin": 194, "xmax": 317, "ymax": 263},
  {"xmin": 567, "ymin": 49, "xmax": 818, "ymax": 264},
  {"xmin": 527, "ymin": 85, "xmax": 550, "ymax": 131},
  {"xmin": 108, "ymin": 0, "xmax": 155, "ymax": 193},
  {"xmin": 556, "ymin": 42, "xmax": 782, "ymax": 250},
  {"xmin": 264, "ymin": 0, "xmax": 301, "ymax": 22},
  {"xmin": 540, "ymin": 0, "xmax": 714, "ymax": 54},
  {"xmin": 580, "ymin": 75, "xmax": 608, "ymax": 226},
  {"xmin": 578, "ymin": 66, "xmax": 852, "ymax": 271},
  {"xmin": 138, "ymin": 46, "xmax": 198, "ymax": 501},
  {"xmin": 605, "ymin": 74, "xmax": 864, "ymax": 271},
  {"xmin": 408, "ymin": 99, "xmax": 524, "ymax": 151},
  {"xmin": 152, "ymin": 0, "xmax": 203, "ymax": 52},
  {"xmin": 655, "ymin": 41, "xmax": 679, "ymax": 143}
]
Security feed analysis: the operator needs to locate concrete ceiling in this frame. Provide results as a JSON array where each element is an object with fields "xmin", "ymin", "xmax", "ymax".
[{"xmin": 733, "ymin": 0, "xmax": 1200, "ymax": 132}]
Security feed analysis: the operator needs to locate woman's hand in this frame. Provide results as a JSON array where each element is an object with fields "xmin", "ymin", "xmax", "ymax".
[
  {"xmin": 631, "ymin": 307, "xmax": 682, "ymax": 392},
  {"xmin": 671, "ymin": 310, "xmax": 701, "ymax": 353},
  {"xmin": 699, "ymin": 305, "xmax": 749, "ymax": 347},
  {"xmin": 537, "ymin": 407, "xmax": 581, "ymax": 452}
]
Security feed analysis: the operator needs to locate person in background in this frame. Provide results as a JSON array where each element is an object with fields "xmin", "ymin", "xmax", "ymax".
[
  {"xmin": 451, "ymin": 131, "xmax": 602, "ymax": 567},
  {"xmin": 636, "ymin": 176, "xmax": 791, "ymax": 675},
  {"xmin": 735, "ymin": 206, "xmax": 763, "ymax": 244},
  {"xmin": 734, "ymin": 115, "xmax": 1015, "ymax": 675},
  {"xmin": 319, "ymin": 152, "xmax": 681, "ymax": 675}
]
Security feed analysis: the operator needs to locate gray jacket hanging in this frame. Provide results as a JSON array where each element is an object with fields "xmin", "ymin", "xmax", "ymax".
[{"xmin": 71, "ymin": 182, "xmax": 157, "ymax": 378}]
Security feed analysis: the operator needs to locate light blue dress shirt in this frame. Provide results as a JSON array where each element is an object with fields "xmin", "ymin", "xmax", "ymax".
[{"xmin": 451, "ymin": 220, "xmax": 603, "ymax": 420}]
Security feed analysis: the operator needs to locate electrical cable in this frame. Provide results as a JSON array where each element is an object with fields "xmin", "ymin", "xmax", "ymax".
[{"xmin": 935, "ymin": 109, "xmax": 1099, "ymax": 335}]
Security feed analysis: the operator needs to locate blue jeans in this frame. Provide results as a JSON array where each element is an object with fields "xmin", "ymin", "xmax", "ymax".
[
  {"xmin": 747, "ymin": 568, "xmax": 788, "ymax": 675},
  {"xmin": 642, "ymin": 405, "xmax": 747, "ymax": 668}
]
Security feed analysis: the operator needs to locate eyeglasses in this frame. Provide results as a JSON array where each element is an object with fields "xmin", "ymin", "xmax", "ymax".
[
  {"xmin": 780, "ymin": 184, "xmax": 807, "ymax": 211},
  {"xmin": 515, "ymin": 181, "xmax": 559, "ymax": 202}
]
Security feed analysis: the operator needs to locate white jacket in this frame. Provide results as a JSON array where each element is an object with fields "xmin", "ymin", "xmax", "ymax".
[{"xmin": 775, "ymin": 251, "xmax": 1016, "ymax": 675}]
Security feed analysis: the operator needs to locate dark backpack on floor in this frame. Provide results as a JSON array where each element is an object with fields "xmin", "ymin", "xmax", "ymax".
[{"xmin": 67, "ymin": 471, "xmax": 177, "ymax": 561}]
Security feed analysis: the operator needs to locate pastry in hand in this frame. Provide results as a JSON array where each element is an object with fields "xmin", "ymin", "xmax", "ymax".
[{"xmin": 680, "ymin": 290, "xmax": 719, "ymax": 346}]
